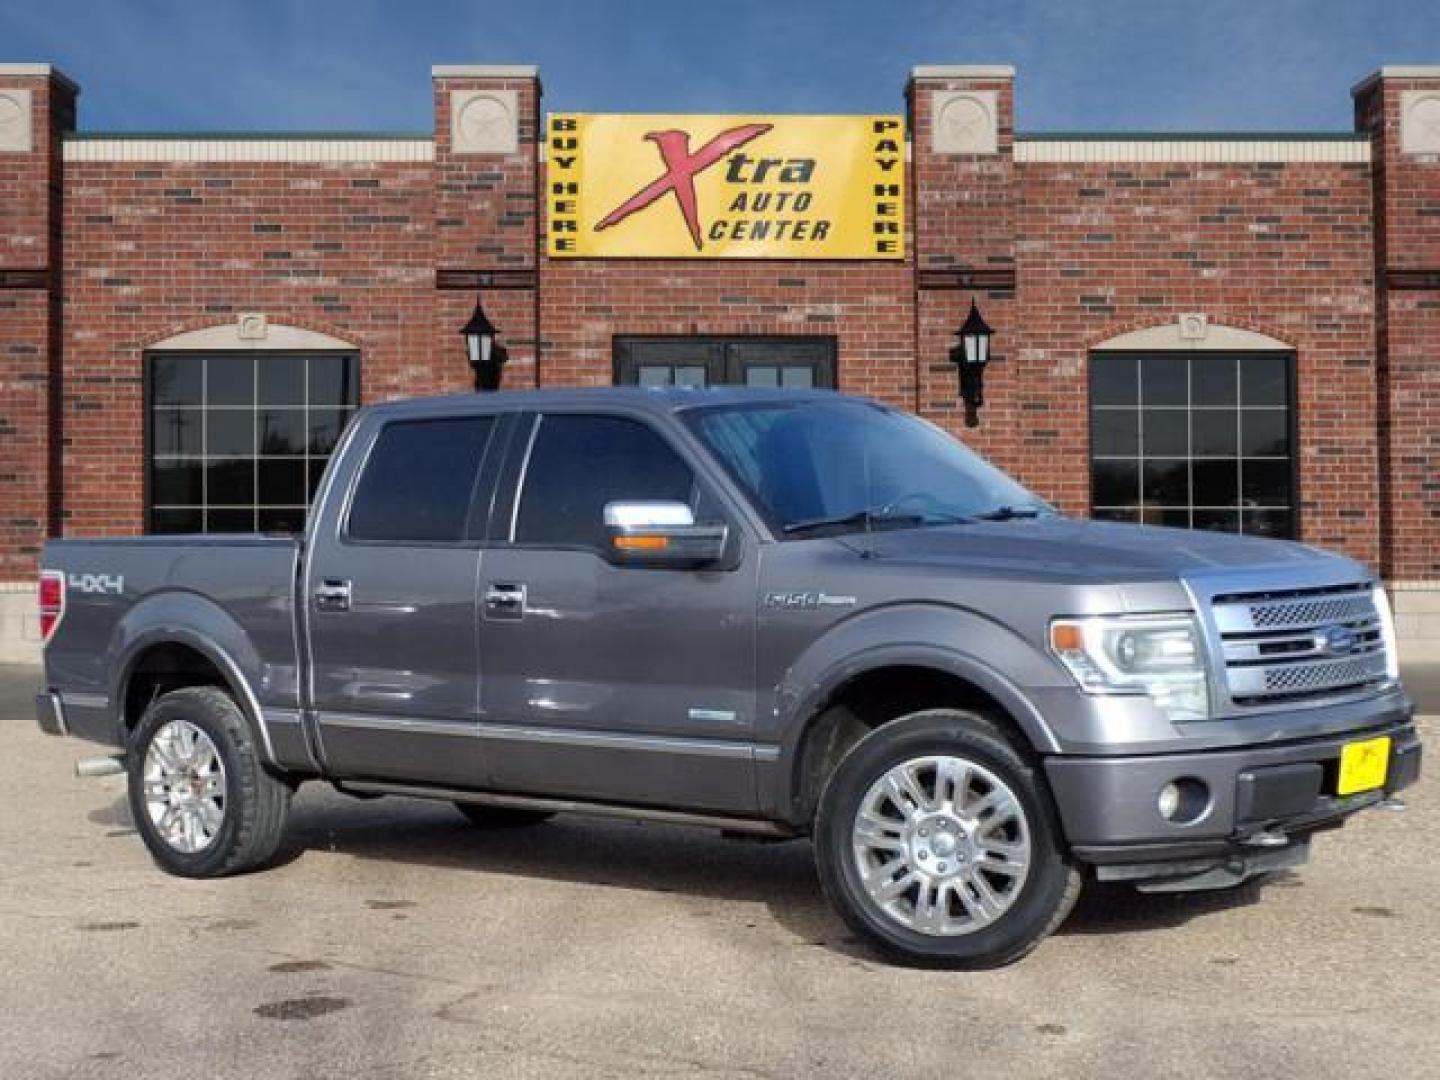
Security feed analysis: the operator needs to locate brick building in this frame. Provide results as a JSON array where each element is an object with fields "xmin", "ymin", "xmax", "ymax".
[{"xmin": 1, "ymin": 61, "xmax": 1437, "ymax": 659}]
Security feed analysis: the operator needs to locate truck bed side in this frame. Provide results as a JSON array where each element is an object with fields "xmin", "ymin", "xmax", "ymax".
[{"xmin": 40, "ymin": 535, "xmax": 302, "ymax": 752}]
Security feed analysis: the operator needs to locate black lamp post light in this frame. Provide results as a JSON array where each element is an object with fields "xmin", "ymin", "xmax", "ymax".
[
  {"xmin": 461, "ymin": 294, "xmax": 508, "ymax": 392},
  {"xmin": 949, "ymin": 299, "xmax": 994, "ymax": 428}
]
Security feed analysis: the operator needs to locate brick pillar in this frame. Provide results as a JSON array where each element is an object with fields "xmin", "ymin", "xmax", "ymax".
[
  {"xmin": 0, "ymin": 64, "xmax": 76, "ymax": 585},
  {"xmin": 1355, "ymin": 66, "xmax": 1440, "ymax": 654},
  {"xmin": 431, "ymin": 65, "xmax": 541, "ymax": 392},
  {"xmin": 908, "ymin": 67, "xmax": 1038, "ymax": 490}
]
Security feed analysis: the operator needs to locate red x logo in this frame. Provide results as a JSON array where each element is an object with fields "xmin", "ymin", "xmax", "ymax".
[{"xmin": 595, "ymin": 123, "xmax": 773, "ymax": 251}]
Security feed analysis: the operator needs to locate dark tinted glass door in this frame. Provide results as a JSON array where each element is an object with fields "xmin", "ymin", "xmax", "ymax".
[{"xmin": 615, "ymin": 336, "xmax": 836, "ymax": 390}]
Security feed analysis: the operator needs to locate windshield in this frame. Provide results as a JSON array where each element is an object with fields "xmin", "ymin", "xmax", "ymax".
[{"xmin": 684, "ymin": 398, "xmax": 1053, "ymax": 537}]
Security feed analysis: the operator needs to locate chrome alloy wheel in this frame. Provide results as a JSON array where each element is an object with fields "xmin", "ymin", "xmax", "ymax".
[
  {"xmin": 851, "ymin": 755, "xmax": 1031, "ymax": 936},
  {"xmin": 142, "ymin": 719, "xmax": 227, "ymax": 854}
]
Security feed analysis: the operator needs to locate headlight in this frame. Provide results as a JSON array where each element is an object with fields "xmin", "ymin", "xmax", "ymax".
[
  {"xmin": 1049, "ymin": 614, "xmax": 1209, "ymax": 723},
  {"xmin": 1372, "ymin": 585, "xmax": 1401, "ymax": 682}
]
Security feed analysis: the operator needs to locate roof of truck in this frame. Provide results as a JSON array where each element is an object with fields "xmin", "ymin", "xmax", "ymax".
[{"xmin": 365, "ymin": 386, "xmax": 853, "ymax": 417}]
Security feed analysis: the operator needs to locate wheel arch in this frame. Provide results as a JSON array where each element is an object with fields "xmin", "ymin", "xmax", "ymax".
[
  {"xmin": 778, "ymin": 645, "xmax": 1061, "ymax": 828},
  {"xmin": 107, "ymin": 594, "xmax": 278, "ymax": 765}
]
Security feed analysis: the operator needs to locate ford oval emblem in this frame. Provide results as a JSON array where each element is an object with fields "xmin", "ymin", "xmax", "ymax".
[{"xmin": 1315, "ymin": 624, "xmax": 1357, "ymax": 657}]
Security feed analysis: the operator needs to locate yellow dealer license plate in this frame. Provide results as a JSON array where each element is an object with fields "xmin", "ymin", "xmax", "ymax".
[{"xmin": 1337, "ymin": 736, "xmax": 1391, "ymax": 796}]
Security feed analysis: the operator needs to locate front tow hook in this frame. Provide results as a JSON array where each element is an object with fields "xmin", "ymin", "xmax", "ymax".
[{"xmin": 1240, "ymin": 829, "xmax": 1291, "ymax": 848}]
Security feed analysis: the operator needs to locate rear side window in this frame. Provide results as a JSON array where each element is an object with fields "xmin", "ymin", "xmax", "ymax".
[
  {"xmin": 348, "ymin": 417, "xmax": 494, "ymax": 543},
  {"xmin": 514, "ymin": 414, "xmax": 698, "ymax": 550}
]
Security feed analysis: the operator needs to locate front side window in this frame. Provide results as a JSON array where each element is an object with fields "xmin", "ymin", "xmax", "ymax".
[
  {"xmin": 514, "ymin": 415, "xmax": 708, "ymax": 551},
  {"xmin": 1089, "ymin": 352, "xmax": 1294, "ymax": 538},
  {"xmin": 348, "ymin": 417, "xmax": 495, "ymax": 544},
  {"xmin": 685, "ymin": 400, "xmax": 1047, "ymax": 537},
  {"xmin": 147, "ymin": 352, "xmax": 358, "ymax": 534}
]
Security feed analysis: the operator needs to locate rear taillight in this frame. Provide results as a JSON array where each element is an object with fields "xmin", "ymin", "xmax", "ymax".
[{"xmin": 38, "ymin": 570, "xmax": 65, "ymax": 644}]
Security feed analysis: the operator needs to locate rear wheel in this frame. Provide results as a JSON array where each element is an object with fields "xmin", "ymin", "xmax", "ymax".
[
  {"xmin": 453, "ymin": 802, "xmax": 555, "ymax": 829},
  {"xmin": 126, "ymin": 686, "xmax": 291, "ymax": 877},
  {"xmin": 814, "ymin": 708, "xmax": 1080, "ymax": 968}
]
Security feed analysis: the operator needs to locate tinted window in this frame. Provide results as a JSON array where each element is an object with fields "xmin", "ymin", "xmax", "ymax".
[
  {"xmin": 515, "ymin": 415, "xmax": 698, "ymax": 550},
  {"xmin": 348, "ymin": 417, "xmax": 494, "ymax": 544}
]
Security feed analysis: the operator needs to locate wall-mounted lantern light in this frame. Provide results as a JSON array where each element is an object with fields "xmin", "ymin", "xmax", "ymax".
[
  {"xmin": 949, "ymin": 299, "xmax": 994, "ymax": 428},
  {"xmin": 461, "ymin": 294, "xmax": 508, "ymax": 392}
]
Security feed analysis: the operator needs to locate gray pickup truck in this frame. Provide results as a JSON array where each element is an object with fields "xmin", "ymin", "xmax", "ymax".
[{"xmin": 35, "ymin": 388, "xmax": 1421, "ymax": 967}]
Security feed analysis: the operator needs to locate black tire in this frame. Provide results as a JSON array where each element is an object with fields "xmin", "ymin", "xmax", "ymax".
[
  {"xmin": 814, "ymin": 708, "xmax": 1081, "ymax": 969},
  {"xmin": 126, "ymin": 686, "xmax": 291, "ymax": 878},
  {"xmin": 453, "ymin": 802, "xmax": 555, "ymax": 829}
]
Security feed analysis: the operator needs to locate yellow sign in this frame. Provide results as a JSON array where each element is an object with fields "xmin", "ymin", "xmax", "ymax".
[{"xmin": 547, "ymin": 113, "xmax": 905, "ymax": 259}]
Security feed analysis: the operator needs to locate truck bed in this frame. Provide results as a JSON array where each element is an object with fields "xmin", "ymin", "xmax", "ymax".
[{"xmin": 42, "ymin": 534, "xmax": 302, "ymax": 745}]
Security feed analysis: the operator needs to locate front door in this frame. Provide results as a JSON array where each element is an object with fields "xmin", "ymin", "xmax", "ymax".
[
  {"xmin": 614, "ymin": 335, "xmax": 836, "ymax": 390},
  {"xmin": 477, "ymin": 410, "xmax": 760, "ymax": 814}
]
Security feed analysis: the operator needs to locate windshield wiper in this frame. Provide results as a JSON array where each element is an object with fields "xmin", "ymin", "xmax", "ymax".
[
  {"xmin": 973, "ymin": 504, "xmax": 1048, "ymax": 521},
  {"xmin": 782, "ymin": 507, "xmax": 978, "ymax": 536},
  {"xmin": 782, "ymin": 509, "xmax": 923, "ymax": 536}
]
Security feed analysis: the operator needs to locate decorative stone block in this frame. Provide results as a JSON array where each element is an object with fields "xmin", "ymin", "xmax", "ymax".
[
  {"xmin": 932, "ymin": 90, "xmax": 998, "ymax": 155},
  {"xmin": 237, "ymin": 312, "xmax": 268, "ymax": 340},
  {"xmin": 0, "ymin": 87, "xmax": 33, "ymax": 152},
  {"xmin": 450, "ymin": 88, "xmax": 519, "ymax": 155},
  {"xmin": 1178, "ymin": 313, "xmax": 1209, "ymax": 340},
  {"xmin": 1400, "ymin": 90, "xmax": 1440, "ymax": 155}
]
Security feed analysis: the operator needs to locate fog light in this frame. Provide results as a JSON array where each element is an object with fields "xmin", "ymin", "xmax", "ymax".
[
  {"xmin": 1158, "ymin": 782, "xmax": 1181, "ymax": 821},
  {"xmin": 1158, "ymin": 777, "xmax": 1210, "ymax": 824}
]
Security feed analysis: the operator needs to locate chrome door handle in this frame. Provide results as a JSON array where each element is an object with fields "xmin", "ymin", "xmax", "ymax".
[
  {"xmin": 484, "ymin": 582, "xmax": 526, "ymax": 619},
  {"xmin": 314, "ymin": 579, "xmax": 352, "ymax": 612}
]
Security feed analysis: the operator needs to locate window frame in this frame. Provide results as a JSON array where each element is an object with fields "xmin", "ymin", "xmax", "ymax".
[
  {"xmin": 143, "ymin": 349, "xmax": 360, "ymax": 536},
  {"xmin": 1086, "ymin": 348, "xmax": 1300, "ymax": 539},
  {"xmin": 499, "ymin": 409, "xmax": 742, "ymax": 559},
  {"xmin": 338, "ymin": 412, "xmax": 509, "ymax": 550}
]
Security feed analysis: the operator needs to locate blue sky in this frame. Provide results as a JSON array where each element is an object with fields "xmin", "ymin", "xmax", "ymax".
[{"xmin": 2, "ymin": 0, "xmax": 1436, "ymax": 133}]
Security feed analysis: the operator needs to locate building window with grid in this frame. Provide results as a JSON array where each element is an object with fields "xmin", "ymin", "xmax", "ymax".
[
  {"xmin": 146, "ymin": 352, "xmax": 359, "ymax": 534},
  {"xmin": 1089, "ymin": 351, "xmax": 1295, "ymax": 539}
]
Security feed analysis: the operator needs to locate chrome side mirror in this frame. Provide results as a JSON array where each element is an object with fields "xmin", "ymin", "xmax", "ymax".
[{"xmin": 602, "ymin": 500, "xmax": 727, "ymax": 568}]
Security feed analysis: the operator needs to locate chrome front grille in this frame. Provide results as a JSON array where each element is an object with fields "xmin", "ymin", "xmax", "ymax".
[
  {"xmin": 1246, "ymin": 594, "xmax": 1374, "ymax": 629},
  {"xmin": 1210, "ymin": 583, "xmax": 1389, "ymax": 704}
]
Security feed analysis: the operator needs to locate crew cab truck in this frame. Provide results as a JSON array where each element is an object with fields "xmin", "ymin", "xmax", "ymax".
[{"xmin": 35, "ymin": 388, "xmax": 1421, "ymax": 968}]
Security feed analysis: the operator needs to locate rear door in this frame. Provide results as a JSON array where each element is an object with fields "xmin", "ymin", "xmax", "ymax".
[
  {"xmin": 304, "ymin": 410, "xmax": 509, "ymax": 785},
  {"xmin": 477, "ymin": 409, "xmax": 762, "ymax": 813}
]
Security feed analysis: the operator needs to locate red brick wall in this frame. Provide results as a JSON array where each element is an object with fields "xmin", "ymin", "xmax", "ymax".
[
  {"xmin": 3, "ymin": 63, "xmax": 1434, "ymax": 582},
  {"xmin": 0, "ymin": 72, "xmax": 73, "ymax": 579},
  {"xmin": 1012, "ymin": 156, "xmax": 1378, "ymax": 564},
  {"xmin": 537, "ymin": 257, "xmax": 915, "ymax": 402},
  {"xmin": 59, "ymin": 156, "xmax": 441, "ymax": 536},
  {"xmin": 909, "ymin": 74, "xmax": 1379, "ymax": 565},
  {"xmin": 432, "ymin": 73, "xmax": 540, "ymax": 389},
  {"xmin": 1356, "ymin": 74, "xmax": 1440, "ymax": 579}
]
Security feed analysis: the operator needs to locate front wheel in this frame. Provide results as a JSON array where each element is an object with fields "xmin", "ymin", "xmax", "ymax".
[
  {"xmin": 126, "ymin": 686, "xmax": 291, "ymax": 877},
  {"xmin": 814, "ymin": 709, "xmax": 1080, "ymax": 968}
]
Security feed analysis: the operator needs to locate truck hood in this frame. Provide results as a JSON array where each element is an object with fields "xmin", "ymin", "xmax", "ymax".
[{"xmin": 842, "ymin": 517, "xmax": 1361, "ymax": 584}]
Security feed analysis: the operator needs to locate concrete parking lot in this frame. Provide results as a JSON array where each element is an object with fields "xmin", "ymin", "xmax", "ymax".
[{"xmin": 1, "ymin": 664, "xmax": 1435, "ymax": 1080}]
